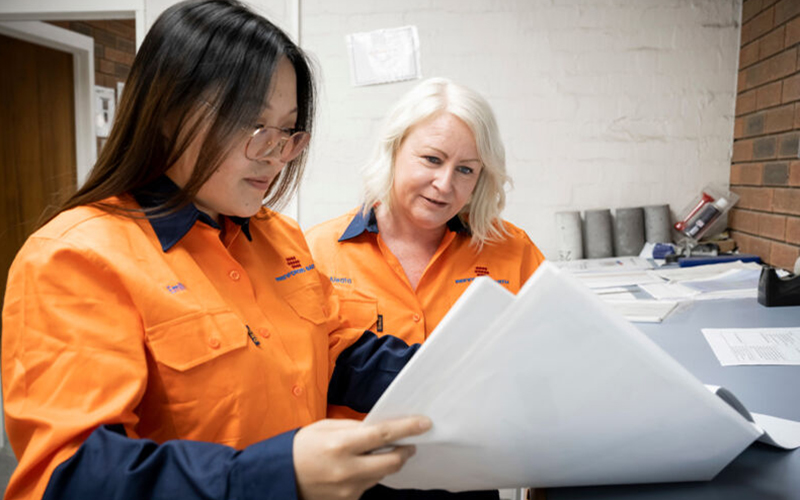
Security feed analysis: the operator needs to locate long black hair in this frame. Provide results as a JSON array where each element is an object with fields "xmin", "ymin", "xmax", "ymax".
[{"xmin": 50, "ymin": 0, "xmax": 315, "ymax": 221}]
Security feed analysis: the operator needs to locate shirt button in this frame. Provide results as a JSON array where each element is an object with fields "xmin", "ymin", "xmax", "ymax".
[
  {"xmin": 228, "ymin": 270, "xmax": 240, "ymax": 281},
  {"xmin": 292, "ymin": 385, "xmax": 303, "ymax": 397},
  {"xmin": 258, "ymin": 328, "xmax": 271, "ymax": 339},
  {"xmin": 208, "ymin": 337, "xmax": 221, "ymax": 349},
  {"xmin": 413, "ymin": 314, "xmax": 421, "ymax": 322}
]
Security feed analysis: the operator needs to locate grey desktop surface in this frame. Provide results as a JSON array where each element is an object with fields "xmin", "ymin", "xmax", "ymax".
[{"xmin": 548, "ymin": 298, "xmax": 800, "ymax": 500}]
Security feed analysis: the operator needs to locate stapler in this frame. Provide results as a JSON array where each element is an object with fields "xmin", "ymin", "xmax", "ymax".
[{"xmin": 758, "ymin": 267, "xmax": 800, "ymax": 307}]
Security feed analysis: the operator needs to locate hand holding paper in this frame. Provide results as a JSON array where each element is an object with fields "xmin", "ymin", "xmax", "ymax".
[{"xmin": 366, "ymin": 262, "xmax": 798, "ymax": 491}]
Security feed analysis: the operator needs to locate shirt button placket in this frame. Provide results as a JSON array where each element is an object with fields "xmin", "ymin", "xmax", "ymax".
[{"xmin": 228, "ymin": 270, "xmax": 241, "ymax": 281}]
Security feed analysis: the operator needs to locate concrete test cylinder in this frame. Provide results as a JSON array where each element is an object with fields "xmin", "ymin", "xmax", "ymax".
[
  {"xmin": 583, "ymin": 209, "xmax": 614, "ymax": 259},
  {"xmin": 555, "ymin": 211, "xmax": 583, "ymax": 261},
  {"xmin": 613, "ymin": 207, "xmax": 645, "ymax": 256},
  {"xmin": 643, "ymin": 204, "xmax": 672, "ymax": 243}
]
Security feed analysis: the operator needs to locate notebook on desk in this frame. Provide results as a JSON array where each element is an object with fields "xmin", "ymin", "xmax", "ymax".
[{"xmin": 365, "ymin": 262, "xmax": 797, "ymax": 492}]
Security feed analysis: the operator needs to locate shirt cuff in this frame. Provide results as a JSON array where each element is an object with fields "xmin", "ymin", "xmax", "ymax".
[{"xmin": 230, "ymin": 428, "xmax": 300, "ymax": 500}]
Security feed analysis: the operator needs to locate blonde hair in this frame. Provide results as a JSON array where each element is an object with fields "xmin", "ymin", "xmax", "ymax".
[{"xmin": 361, "ymin": 77, "xmax": 510, "ymax": 247}]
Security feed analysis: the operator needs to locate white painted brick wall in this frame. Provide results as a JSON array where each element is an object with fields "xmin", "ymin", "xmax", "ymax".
[{"xmin": 298, "ymin": 0, "xmax": 742, "ymax": 260}]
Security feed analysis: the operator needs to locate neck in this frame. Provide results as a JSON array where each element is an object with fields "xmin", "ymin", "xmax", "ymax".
[{"xmin": 375, "ymin": 204, "xmax": 447, "ymax": 250}]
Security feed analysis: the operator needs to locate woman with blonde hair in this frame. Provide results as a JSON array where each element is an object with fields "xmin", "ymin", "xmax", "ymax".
[{"xmin": 307, "ymin": 77, "xmax": 545, "ymax": 413}]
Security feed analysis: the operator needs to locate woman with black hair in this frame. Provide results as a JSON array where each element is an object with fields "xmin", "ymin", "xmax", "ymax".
[{"xmin": 1, "ymin": 1, "xmax": 429, "ymax": 499}]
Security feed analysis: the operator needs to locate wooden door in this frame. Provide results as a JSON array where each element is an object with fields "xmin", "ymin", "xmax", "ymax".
[{"xmin": 0, "ymin": 33, "xmax": 77, "ymax": 313}]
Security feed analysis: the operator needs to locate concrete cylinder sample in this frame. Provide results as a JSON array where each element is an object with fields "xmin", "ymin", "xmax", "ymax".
[
  {"xmin": 583, "ymin": 209, "xmax": 613, "ymax": 259},
  {"xmin": 613, "ymin": 207, "xmax": 645, "ymax": 256},
  {"xmin": 555, "ymin": 211, "xmax": 583, "ymax": 261},
  {"xmin": 643, "ymin": 204, "xmax": 672, "ymax": 243}
]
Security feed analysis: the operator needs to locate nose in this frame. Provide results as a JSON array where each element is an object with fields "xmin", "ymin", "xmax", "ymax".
[{"xmin": 431, "ymin": 166, "xmax": 455, "ymax": 193}]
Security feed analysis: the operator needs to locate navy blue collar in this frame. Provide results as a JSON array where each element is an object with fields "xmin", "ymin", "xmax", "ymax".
[
  {"xmin": 338, "ymin": 206, "xmax": 469, "ymax": 242},
  {"xmin": 133, "ymin": 176, "xmax": 252, "ymax": 252}
]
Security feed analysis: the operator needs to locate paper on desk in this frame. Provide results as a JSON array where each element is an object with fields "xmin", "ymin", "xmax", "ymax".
[
  {"xmin": 649, "ymin": 261, "xmax": 761, "ymax": 282},
  {"xmin": 706, "ymin": 385, "xmax": 800, "ymax": 449},
  {"xmin": 573, "ymin": 271, "xmax": 664, "ymax": 289},
  {"xmin": 702, "ymin": 327, "xmax": 800, "ymax": 366},
  {"xmin": 641, "ymin": 267, "xmax": 760, "ymax": 301},
  {"xmin": 681, "ymin": 268, "xmax": 759, "ymax": 300},
  {"xmin": 640, "ymin": 281, "xmax": 699, "ymax": 301},
  {"xmin": 367, "ymin": 263, "xmax": 763, "ymax": 491},
  {"xmin": 555, "ymin": 256, "xmax": 654, "ymax": 273},
  {"xmin": 598, "ymin": 291, "xmax": 638, "ymax": 301},
  {"xmin": 604, "ymin": 299, "xmax": 678, "ymax": 323}
]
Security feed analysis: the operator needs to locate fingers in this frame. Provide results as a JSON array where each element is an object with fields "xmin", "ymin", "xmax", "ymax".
[
  {"xmin": 348, "ymin": 416, "xmax": 432, "ymax": 455},
  {"xmin": 355, "ymin": 445, "xmax": 418, "ymax": 485}
]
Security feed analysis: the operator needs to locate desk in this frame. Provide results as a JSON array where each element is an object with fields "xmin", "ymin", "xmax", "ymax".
[{"xmin": 547, "ymin": 298, "xmax": 800, "ymax": 500}]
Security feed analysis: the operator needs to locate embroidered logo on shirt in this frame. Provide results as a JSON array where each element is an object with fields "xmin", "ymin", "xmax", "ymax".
[
  {"xmin": 286, "ymin": 256, "xmax": 302, "ymax": 269},
  {"xmin": 475, "ymin": 266, "xmax": 490, "ymax": 276},
  {"xmin": 275, "ymin": 262, "xmax": 316, "ymax": 282},
  {"xmin": 454, "ymin": 276, "xmax": 510, "ymax": 285},
  {"xmin": 166, "ymin": 283, "xmax": 187, "ymax": 294}
]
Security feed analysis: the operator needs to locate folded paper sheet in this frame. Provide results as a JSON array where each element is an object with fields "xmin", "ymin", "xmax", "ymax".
[{"xmin": 365, "ymin": 262, "xmax": 790, "ymax": 491}]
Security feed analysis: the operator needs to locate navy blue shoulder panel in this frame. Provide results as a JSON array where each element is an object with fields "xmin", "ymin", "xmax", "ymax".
[
  {"xmin": 43, "ymin": 424, "xmax": 298, "ymax": 500},
  {"xmin": 328, "ymin": 331, "xmax": 419, "ymax": 413}
]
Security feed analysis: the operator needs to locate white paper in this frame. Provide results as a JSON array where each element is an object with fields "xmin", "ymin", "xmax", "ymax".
[
  {"xmin": 573, "ymin": 270, "xmax": 664, "ymax": 289},
  {"xmin": 368, "ymin": 262, "xmax": 763, "ymax": 491},
  {"xmin": 649, "ymin": 261, "xmax": 761, "ymax": 283},
  {"xmin": 555, "ymin": 256, "xmax": 654, "ymax": 273},
  {"xmin": 702, "ymin": 327, "xmax": 800, "ymax": 366},
  {"xmin": 598, "ymin": 291, "xmax": 638, "ymax": 301},
  {"xmin": 605, "ymin": 299, "xmax": 678, "ymax": 323},
  {"xmin": 681, "ymin": 268, "xmax": 760, "ymax": 300},
  {"xmin": 706, "ymin": 385, "xmax": 800, "ymax": 449},
  {"xmin": 346, "ymin": 26, "xmax": 421, "ymax": 86},
  {"xmin": 640, "ymin": 281, "xmax": 699, "ymax": 301}
]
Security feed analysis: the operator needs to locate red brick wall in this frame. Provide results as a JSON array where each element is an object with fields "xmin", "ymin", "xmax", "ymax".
[
  {"xmin": 47, "ymin": 20, "xmax": 135, "ymax": 152},
  {"xmin": 731, "ymin": 0, "xmax": 800, "ymax": 271},
  {"xmin": 48, "ymin": 20, "xmax": 135, "ymax": 89}
]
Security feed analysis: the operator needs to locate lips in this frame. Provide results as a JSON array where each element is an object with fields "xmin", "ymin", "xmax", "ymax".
[
  {"xmin": 245, "ymin": 177, "xmax": 272, "ymax": 191},
  {"xmin": 422, "ymin": 196, "xmax": 448, "ymax": 207}
]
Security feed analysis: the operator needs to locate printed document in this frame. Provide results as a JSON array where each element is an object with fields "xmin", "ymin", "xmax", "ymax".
[{"xmin": 702, "ymin": 327, "xmax": 800, "ymax": 366}]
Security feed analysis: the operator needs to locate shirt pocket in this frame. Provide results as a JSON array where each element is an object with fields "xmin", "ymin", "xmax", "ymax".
[
  {"xmin": 339, "ymin": 296, "xmax": 378, "ymax": 332},
  {"xmin": 284, "ymin": 282, "xmax": 330, "ymax": 325},
  {"xmin": 145, "ymin": 310, "xmax": 248, "ymax": 372}
]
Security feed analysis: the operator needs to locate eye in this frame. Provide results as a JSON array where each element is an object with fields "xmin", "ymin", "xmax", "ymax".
[
  {"xmin": 422, "ymin": 155, "xmax": 442, "ymax": 165},
  {"xmin": 456, "ymin": 165, "xmax": 474, "ymax": 175}
]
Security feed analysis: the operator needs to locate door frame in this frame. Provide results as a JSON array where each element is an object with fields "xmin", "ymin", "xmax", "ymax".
[
  {"xmin": 0, "ymin": 21, "xmax": 95, "ymax": 186},
  {"xmin": 0, "ymin": 1, "xmax": 145, "ymax": 187}
]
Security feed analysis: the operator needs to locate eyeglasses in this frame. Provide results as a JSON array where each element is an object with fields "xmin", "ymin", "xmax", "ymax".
[{"xmin": 245, "ymin": 125, "xmax": 310, "ymax": 162}]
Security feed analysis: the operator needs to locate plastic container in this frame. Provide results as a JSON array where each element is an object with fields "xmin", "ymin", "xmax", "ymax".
[{"xmin": 675, "ymin": 185, "xmax": 739, "ymax": 242}]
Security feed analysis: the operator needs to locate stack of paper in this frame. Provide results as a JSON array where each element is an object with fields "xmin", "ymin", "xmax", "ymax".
[{"xmin": 365, "ymin": 262, "xmax": 799, "ymax": 491}]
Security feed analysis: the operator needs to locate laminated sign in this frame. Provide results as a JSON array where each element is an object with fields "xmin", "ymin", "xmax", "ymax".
[{"xmin": 346, "ymin": 26, "xmax": 421, "ymax": 86}]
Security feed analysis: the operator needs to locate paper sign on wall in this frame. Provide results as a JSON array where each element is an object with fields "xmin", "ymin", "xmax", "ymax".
[
  {"xmin": 346, "ymin": 26, "xmax": 421, "ymax": 86},
  {"xmin": 94, "ymin": 85, "xmax": 116, "ymax": 138}
]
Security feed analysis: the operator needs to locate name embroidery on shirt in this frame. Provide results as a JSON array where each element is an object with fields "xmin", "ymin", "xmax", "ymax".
[
  {"xmin": 166, "ymin": 283, "xmax": 187, "ymax": 294},
  {"xmin": 329, "ymin": 276, "xmax": 352, "ymax": 285}
]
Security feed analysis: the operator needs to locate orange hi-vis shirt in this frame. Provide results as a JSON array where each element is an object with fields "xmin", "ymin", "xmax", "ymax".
[
  {"xmin": 306, "ymin": 207, "xmax": 545, "ymax": 419},
  {"xmin": 1, "ymin": 193, "xmax": 362, "ymax": 500}
]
